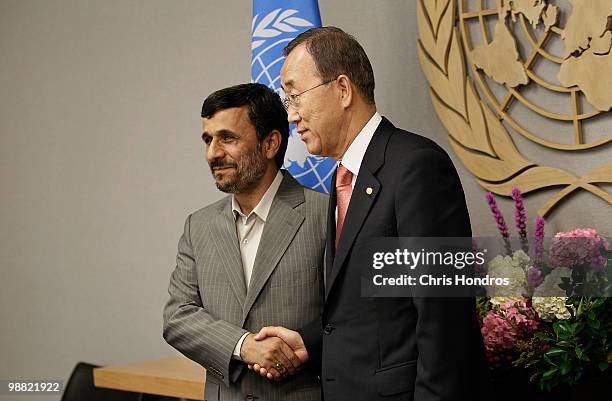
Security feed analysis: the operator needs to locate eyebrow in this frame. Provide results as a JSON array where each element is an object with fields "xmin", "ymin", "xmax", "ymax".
[{"xmin": 201, "ymin": 129, "xmax": 239, "ymax": 141}]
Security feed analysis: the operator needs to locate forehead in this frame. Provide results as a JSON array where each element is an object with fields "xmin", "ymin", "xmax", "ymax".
[
  {"xmin": 202, "ymin": 106, "xmax": 254, "ymax": 133},
  {"xmin": 281, "ymin": 44, "xmax": 320, "ymax": 90}
]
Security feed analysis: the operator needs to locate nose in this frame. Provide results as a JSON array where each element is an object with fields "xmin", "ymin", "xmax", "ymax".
[
  {"xmin": 287, "ymin": 105, "xmax": 301, "ymax": 125},
  {"xmin": 206, "ymin": 138, "xmax": 224, "ymax": 163}
]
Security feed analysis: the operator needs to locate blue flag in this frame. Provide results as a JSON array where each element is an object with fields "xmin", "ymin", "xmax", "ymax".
[{"xmin": 251, "ymin": 0, "xmax": 335, "ymax": 193}]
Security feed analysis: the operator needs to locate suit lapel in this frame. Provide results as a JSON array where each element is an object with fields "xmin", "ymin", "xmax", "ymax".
[
  {"xmin": 242, "ymin": 173, "xmax": 305, "ymax": 322},
  {"xmin": 324, "ymin": 170, "xmax": 337, "ymax": 290},
  {"xmin": 209, "ymin": 201, "xmax": 247, "ymax": 308},
  {"xmin": 325, "ymin": 118, "xmax": 394, "ymax": 299}
]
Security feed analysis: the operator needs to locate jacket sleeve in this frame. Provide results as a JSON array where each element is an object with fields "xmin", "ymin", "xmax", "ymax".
[
  {"xmin": 163, "ymin": 214, "xmax": 248, "ymax": 387},
  {"xmin": 396, "ymin": 149, "xmax": 487, "ymax": 401},
  {"xmin": 298, "ymin": 316, "xmax": 323, "ymax": 375}
]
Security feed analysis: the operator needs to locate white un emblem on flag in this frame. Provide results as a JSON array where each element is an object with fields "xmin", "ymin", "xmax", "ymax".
[{"xmin": 251, "ymin": 3, "xmax": 336, "ymax": 193}]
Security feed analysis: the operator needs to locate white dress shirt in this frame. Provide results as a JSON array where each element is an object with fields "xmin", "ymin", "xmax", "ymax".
[
  {"xmin": 231, "ymin": 170, "xmax": 284, "ymax": 360},
  {"xmin": 335, "ymin": 112, "xmax": 382, "ymax": 221}
]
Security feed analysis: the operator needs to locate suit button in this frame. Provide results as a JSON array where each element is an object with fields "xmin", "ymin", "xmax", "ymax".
[{"xmin": 323, "ymin": 324, "xmax": 334, "ymax": 335}]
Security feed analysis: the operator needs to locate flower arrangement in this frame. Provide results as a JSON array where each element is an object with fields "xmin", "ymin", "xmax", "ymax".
[{"xmin": 481, "ymin": 188, "xmax": 612, "ymax": 393}]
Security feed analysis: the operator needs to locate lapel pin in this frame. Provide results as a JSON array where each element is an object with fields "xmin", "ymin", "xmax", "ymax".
[{"xmin": 366, "ymin": 187, "xmax": 373, "ymax": 195}]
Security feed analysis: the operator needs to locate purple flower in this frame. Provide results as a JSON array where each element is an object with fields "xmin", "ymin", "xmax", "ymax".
[
  {"xmin": 486, "ymin": 192, "xmax": 511, "ymax": 255},
  {"xmin": 527, "ymin": 266, "xmax": 542, "ymax": 288},
  {"xmin": 512, "ymin": 187, "xmax": 528, "ymax": 253},
  {"xmin": 532, "ymin": 216, "xmax": 545, "ymax": 269}
]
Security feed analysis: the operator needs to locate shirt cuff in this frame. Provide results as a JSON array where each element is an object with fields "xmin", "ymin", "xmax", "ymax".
[{"xmin": 232, "ymin": 332, "xmax": 250, "ymax": 361}]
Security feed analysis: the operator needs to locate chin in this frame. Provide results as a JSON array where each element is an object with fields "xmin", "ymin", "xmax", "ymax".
[
  {"xmin": 305, "ymin": 143, "xmax": 322, "ymax": 156},
  {"xmin": 214, "ymin": 176, "xmax": 232, "ymax": 188},
  {"xmin": 215, "ymin": 180, "xmax": 238, "ymax": 194}
]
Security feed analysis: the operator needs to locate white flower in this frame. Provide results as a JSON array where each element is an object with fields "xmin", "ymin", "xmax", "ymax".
[
  {"xmin": 486, "ymin": 250, "xmax": 530, "ymax": 298},
  {"xmin": 532, "ymin": 297, "xmax": 572, "ymax": 321},
  {"xmin": 490, "ymin": 296, "xmax": 523, "ymax": 306},
  {"xmin": 513, "ymin": 249, "xmax": 531, "ymax": 270},
  {"xmin": 530, "ymin": 267, "xmax": 573, "ymax": 321}
]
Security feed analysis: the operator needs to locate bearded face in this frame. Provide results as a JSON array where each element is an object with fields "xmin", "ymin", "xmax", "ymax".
[{"xmin": 208, "ymin": 141, "xmax": 266, "ymax": 194}]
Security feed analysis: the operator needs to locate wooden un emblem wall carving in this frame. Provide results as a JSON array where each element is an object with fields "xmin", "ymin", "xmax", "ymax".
[{"xmin": 417, "ymin": 0, "xmax": 612, "ymax": 217}]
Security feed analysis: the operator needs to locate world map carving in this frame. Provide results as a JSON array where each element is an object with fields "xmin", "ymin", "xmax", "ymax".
[
  {"xmin": 558, "ymin": 0, "xmax": 612, "ymax": 111},
  {"xmin": 417, "ymin": 0, "xmax": 611, "ymax": 217},
  {"xmin": 472, "ymin": 0, "xmax": 612, "ymax": 111}
]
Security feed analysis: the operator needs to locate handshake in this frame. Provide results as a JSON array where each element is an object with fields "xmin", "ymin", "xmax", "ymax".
[{"xmin": 240, "ymin": 326, "xmax": 307, "ymax": 381}]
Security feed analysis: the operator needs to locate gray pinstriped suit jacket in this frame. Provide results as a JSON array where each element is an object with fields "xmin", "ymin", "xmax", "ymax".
[{"xmin": 163, "ymin": 172, "xmax": 327, "ymax": 401}]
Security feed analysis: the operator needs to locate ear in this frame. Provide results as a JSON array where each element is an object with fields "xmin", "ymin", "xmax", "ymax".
[
  {"xmin": 263, "ymin": 130, "xmax": 281, "ymax": 161},
  {"xmin": 336, "ymin": 74, "xmax": 353, "ymax": 108}
]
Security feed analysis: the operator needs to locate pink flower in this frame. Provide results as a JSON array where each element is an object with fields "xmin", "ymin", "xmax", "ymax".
[
  {"xmin": 591, "ymin": 237, "xmax": 607, "ymax": 272},
  {"xmin": 549, "ymin": 228, "xmax": 609, "ymax": 269},
  {"xmin": 481, "ymin": 299, "xmax": 539, "ymax": 365}
]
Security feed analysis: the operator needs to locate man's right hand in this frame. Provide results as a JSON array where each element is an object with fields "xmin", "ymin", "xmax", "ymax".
[
  {"xmin": 249, "ymin": 326, "xmax": 308, "ymax": 380},
  {"xmin": 240, "ymin": 333, "xmax": 302, "ymax": 380}
]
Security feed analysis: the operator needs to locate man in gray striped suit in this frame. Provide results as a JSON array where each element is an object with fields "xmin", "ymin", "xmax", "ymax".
[{"xmin": 163, "ymin": 83, "xmax": 327, "ymax": 401}]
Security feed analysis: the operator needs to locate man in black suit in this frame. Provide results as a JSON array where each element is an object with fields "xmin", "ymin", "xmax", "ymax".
[{"xmin": 252, "ymin": 27, "xmax": 487, "ymax": 401}]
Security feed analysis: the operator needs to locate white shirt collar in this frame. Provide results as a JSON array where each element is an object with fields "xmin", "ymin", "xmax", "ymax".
[
  {"xmin": 232, "ymin": 170, "xmax": 283, "ymax": 222},
  {"xmin": 339, "ymin": 112, "xmax": 382, "ymax": 176}
]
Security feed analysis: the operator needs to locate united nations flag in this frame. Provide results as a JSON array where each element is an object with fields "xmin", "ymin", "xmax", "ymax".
[{"xmin": 251, "ymin": 0, "xmax": 336, "ymax": 193}]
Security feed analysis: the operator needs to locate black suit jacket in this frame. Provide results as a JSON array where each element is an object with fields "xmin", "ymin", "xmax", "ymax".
[{"xmin": 299, "ymin": 117, "xmax": 488, "ymax": 401}]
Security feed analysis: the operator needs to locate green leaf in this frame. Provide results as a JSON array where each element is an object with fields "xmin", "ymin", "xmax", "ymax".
[
  {"xmin": 574, "ymin": 322, "xmax": 585, "ymax": 334},
  {"xmin": 553, "ymin": 322, "xmax": 565, "ymax": 337},
  {"xmin": 542, "ymin": 367, "xmax": 559, "ymax": 380},
  {"xmin": 574, "ymin": 371, "xmax": 583, "ymax": 382},
  {"xmin": 560, "ymin": 362, "xmax": 571, "ymax": 376},
  {"xmin": 589, "ymin": 318, "xmax": 601, "ymax": 329},
  {"xmin": 534, "ymin": 332, "xmax": 553, "ymax": 341},
  {"xmin": 599, "ymin": 361, "xmax": 609, "ymax": 371},
  {"xmin": 543, "ymin": 354, "xmax": 557, "ymax": 367},
  {"xmin": 546, "ymin": 348, "xmax": 565, "ymax": 357}
]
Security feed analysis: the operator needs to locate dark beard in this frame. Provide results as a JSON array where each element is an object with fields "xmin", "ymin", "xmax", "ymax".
[{"xmin": 211, "ymin": 145, "xmax": 266, "ymax": 194}]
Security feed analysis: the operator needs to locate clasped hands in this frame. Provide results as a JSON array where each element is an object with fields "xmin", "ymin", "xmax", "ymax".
[{"xmin": 240, "ymin": 326, "xmax": 307, "ymax": 381}]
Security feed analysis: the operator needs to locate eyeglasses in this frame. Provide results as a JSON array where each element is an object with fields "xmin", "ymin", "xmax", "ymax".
[{"xmin": 282, "ymin": 78, "xmax": 336, "ymax": 110}]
